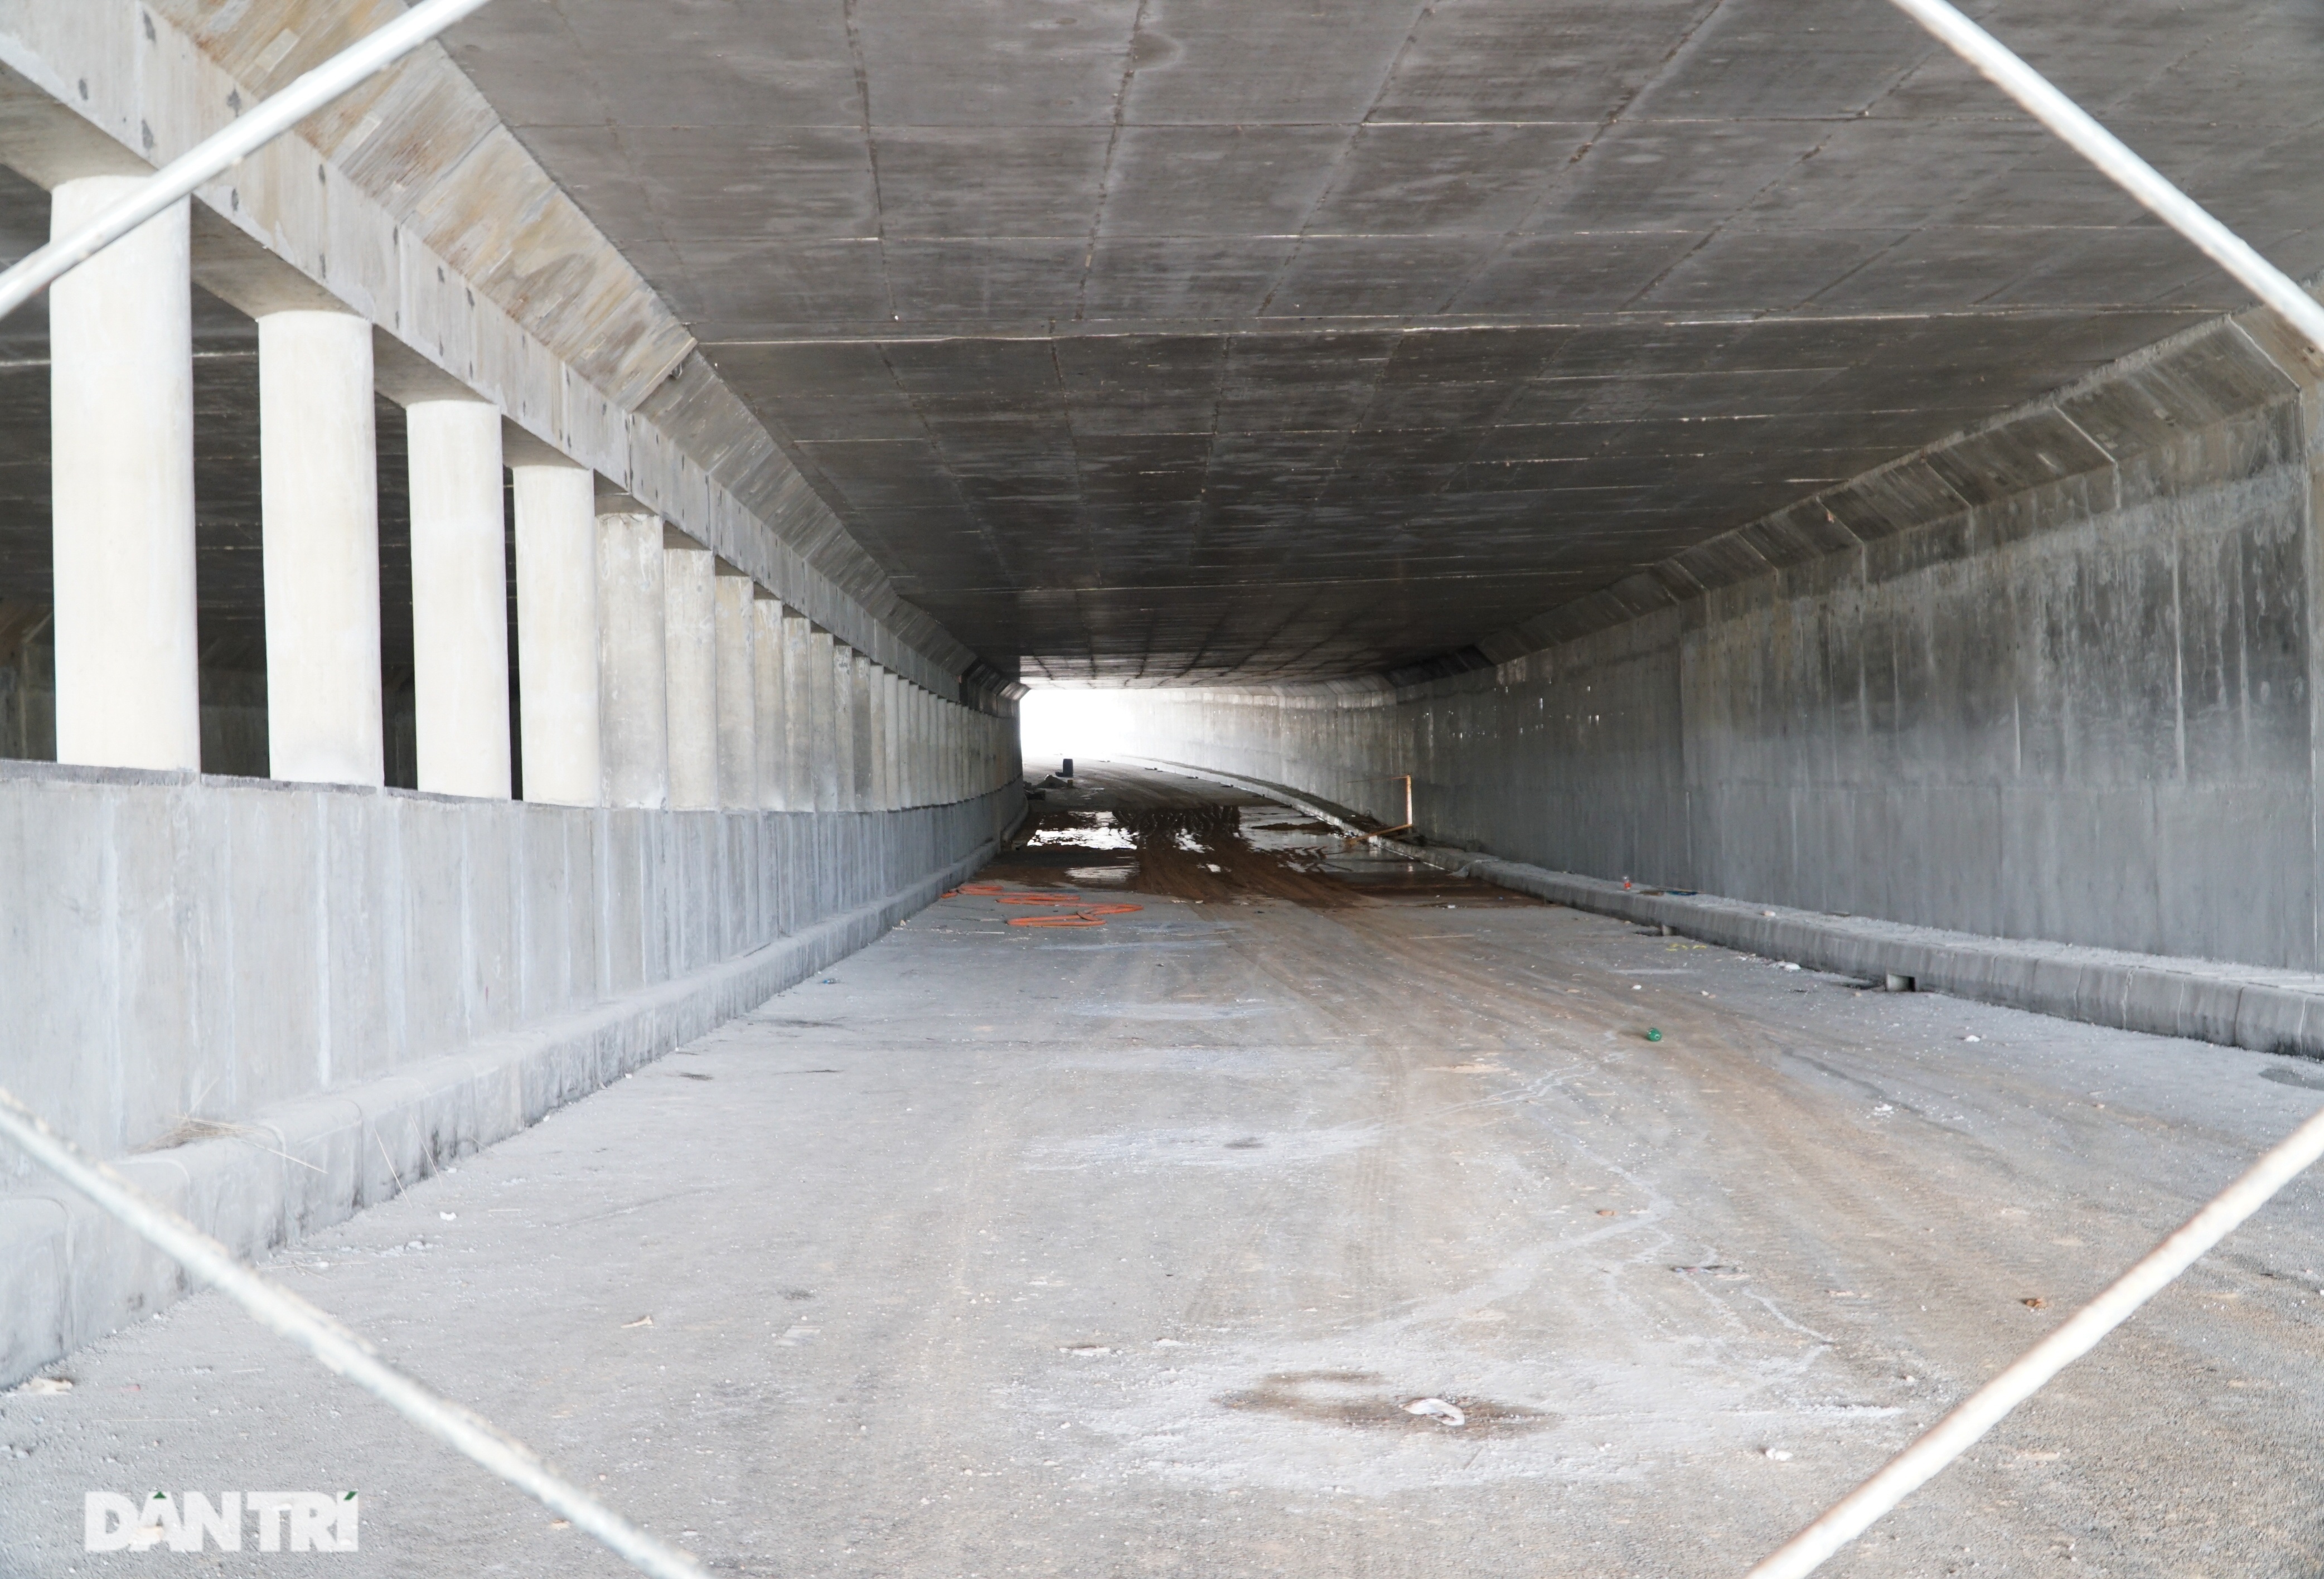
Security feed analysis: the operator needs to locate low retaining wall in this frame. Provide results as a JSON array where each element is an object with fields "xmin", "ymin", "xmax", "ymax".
[
  {"xmin": 1126, "ymin": 755, "xmax": 2324, "ymax": 1063},
  {"xmin": 0, "ymin": 761, "xmax": 1022, "ymax": 1384}
]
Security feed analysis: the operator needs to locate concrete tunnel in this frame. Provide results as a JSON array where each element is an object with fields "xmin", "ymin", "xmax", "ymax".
[{"xmin": 3, "ymin": 0, "xmax": 2324, "ymax": 1572}]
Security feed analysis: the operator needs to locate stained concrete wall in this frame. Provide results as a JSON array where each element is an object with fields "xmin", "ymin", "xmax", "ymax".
[{"xmin": 1125, "ymin": 314, "xmax": 2324, "ymax": 972}]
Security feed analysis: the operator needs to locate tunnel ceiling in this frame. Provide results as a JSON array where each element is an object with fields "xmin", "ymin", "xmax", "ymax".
[{"xmin": 444, "ymin": 0, "xmax": 2324, "ymax": 683}]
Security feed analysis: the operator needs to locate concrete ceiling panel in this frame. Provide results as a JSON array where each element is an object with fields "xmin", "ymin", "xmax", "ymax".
[
  {"xmin": 1356, "ymin": 380, "xmax": 1518, "ymax": 432},
  {"xmin": 1304, "ymin": 123, "xmax": 1582, "ymax": 237},
  {"xmin": 882, "ymin": 238, "xmax": 1091, "ymax": 320},
  {"xmin": 1979, "ymin": 225, "xmax": 2232, "ymax": 312},
  {"xmin": 617, "ymin": 127, "xmax": 881, "ymax": 242},
  {"xmin": 675, "ymin": 237, "xmax": 892, "ymax": 335},
  {"xmin": 1365, "ymin": 0, "xmax": 1713, "ymax": 123},
  {"xmin": 1633, "ymin": 229, "xmax": 1910, "ymax": 314},
  {"xmin": 1077, "ymin": 237, "xmax": 1298, "ymax": 319},
  {"xmin": 875, "ymin": 125, "xmax": 1113, "ymax": 239},
  {"xmin": 704, "ymin": 342, "xmax": 919, "ymax": 440},
  {"xmin": 1441, "ymin": 232, "xmax": 1706, "ymax": 316},
  {"xmin": 1094, "ymin": 124, "xmax": 1348, "ymax": 239},
  {"xmin": 432, "ymin": 0, "xmax": 2324, "ymax": 681},
  {"xmin": 1053, "ymin": 335, "xmax": 1226, "ymax": 434},
  {"xmin": 1529, "ymin": 118, "xmax": 1831, "ymax": 233},
  {"xmin": 1625, "ymin": 0, "xmax": 1930, "ymax": 120},
  {"xmin": 853, "ymin": 0, "xmax": 1142, "ymax": 127},
  {"xmin": 1265, "ymin": 235, "xmax": 1499, "ymax": 317},
  {"xmin": 1807, "ymin": 225, "xmax": 2066, "ymax": 312},
  {"xmin": 1119, "ymin": 0, "xmax": 1426, "ymax": 125}
]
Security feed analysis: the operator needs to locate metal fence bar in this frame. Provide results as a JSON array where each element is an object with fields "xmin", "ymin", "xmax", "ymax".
[
  {"xmin": 0, "ymin": 0, "xmax": 496, "ymax": 325},
  {"xmin": 1745, "ymin": 8, "xmax": 2324, "ymax": 1567},
  {"xmin": 1749, "ymin": 1096, "xmax": 2324, "ymax": 1578},
  {"xmin": 1884, "ymin": 0, "xmax": 2324, "ymax": 356},
  {"xmin": 0, "ymin": 1086, "xmax": 709, "ymax": 1579}
]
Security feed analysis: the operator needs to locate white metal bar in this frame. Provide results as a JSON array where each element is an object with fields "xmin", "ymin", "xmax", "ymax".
[
  {"xmin": 1885, "ymin": 0, "xmax": 2324, "ymax": 355},
  {"xmin": 0, "ymin": 1086, "xmax": 708, "ymax": 1579},
  {"xmin": 0, "ymin": 0, "xmax": 497, "ymax": 325},
  {"xmin": 1749, "ymin": 1096, "xmax": 2324, "ymax": 1578}
]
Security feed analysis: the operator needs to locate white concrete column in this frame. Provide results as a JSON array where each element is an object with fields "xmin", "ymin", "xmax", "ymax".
[
  {"xmin": 849, "ymin": 653, "xmax": 874, "ymax": 810},
  {"xmin": 897, "ymin": 684, "xmax": 916, "ymax": 809},
  {"xmin": 890, "ymin": 675, "xmax": 908, "ymax": 809},
  {"xmin": 808, "ymin": 628, "xmax": 839, "ymax": 812},
  {"xmin": 257, "ymin": 309, "xmax": 381, "ymax": 786},
  {"xmin": 408, "ymin": 400, "xmax": 509, "ymax": 798},
  {"xmin": 512, "ymin": 459, "xmax": 601, "ymax": 806},
  {"xmin": 927, "ymin": 693, "xmax": 942, "ymax": 802},
  {"xmin": 935, "ymin": 701, "xmax": 952, "ymax": 803},
  {"xmin": 834, "ymin": 643, "xmax": 861, "ymax": 812},
  {"xmin": 928, "ymin": 693, "xmax": 945, "ymax": 804},
  {"xmin": 782, "ymin": 613, "xmax": 816, "ymax": 811},
  {"xmin": 885, "ymin": 674, "xmax": 905, "ymax": 810},
  {"xmin": 920, "ymin": 691, "xmax": 933, "ymax": 800},
  {"xmin": 869, "ymin": 669, "xmax": 892, "ymax": 811},
  {"xmin": 713, "ymin": 568, "xmax": 756, "ymax": 809},
  {"xmin": 595, "ymin": 511, "xmax": 667, "ymax": 808},
  {"xmin": 752, "ymin": 595, "xmax": 787, "ymax": 810},
  {"xmin": 50, "ymin": 179, "xmax": 198, "ymax": 771},
  {"xmin": 663, "ymin": 531, "xmax": 718, "ymax": 810}
]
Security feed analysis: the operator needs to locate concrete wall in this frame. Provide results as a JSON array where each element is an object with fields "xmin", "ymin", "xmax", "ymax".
[
  {"xmin": 0, "ymin": 759, "xmax": 1022, "ymax": 1382},
  {"xmin": 0, "ymin": 762, "xmax": 1019, "ymax": 1163},
  {"xmin": 1124, "ymin": 313, "xmax": 2324, "ymax": 972}
]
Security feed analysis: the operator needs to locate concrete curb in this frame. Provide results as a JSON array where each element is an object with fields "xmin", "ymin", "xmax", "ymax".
[
  {"xmin": 1119, "ymin": 755, "xmax": 2324, "ymax": 1063},
  {"xmin": 0, "ymin": 824, "xmax": 1008, "ymax": 1388}
]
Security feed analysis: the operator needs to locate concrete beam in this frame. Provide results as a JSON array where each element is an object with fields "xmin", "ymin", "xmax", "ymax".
[{"xmin": 0, "ymin": 17, "xmax": 972, "ymax": 698}]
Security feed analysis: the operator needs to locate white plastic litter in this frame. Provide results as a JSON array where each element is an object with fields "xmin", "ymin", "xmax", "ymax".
[{"xmin": 1403, "ymin": 1397, "xmax": 1466, "ymax": 1427}]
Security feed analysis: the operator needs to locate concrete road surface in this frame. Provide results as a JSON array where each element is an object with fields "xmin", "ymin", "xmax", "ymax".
[{"xmin": 6, "ymin": 763, "xmax": 2323, "ymax": 1576}]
